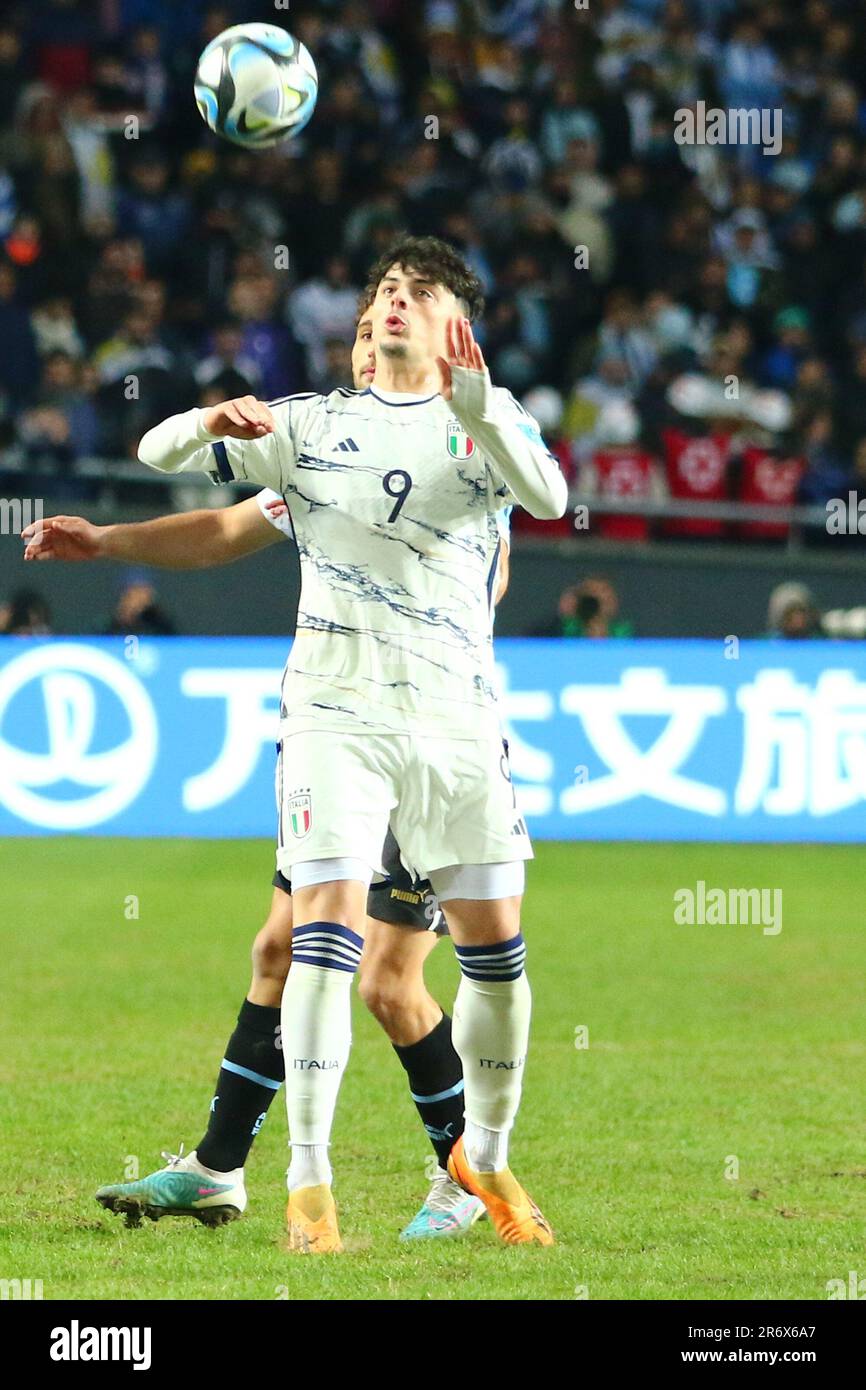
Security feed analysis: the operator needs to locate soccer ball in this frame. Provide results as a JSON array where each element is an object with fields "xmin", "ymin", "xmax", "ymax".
[{"xmin": 194, "ymin": 23, "xmax": 318, "ymax": 149}]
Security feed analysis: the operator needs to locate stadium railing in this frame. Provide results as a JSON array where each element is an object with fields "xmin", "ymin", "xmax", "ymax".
[{"xmin": 0, "ymin": 453, "xmax": 841, "ymax": 551}]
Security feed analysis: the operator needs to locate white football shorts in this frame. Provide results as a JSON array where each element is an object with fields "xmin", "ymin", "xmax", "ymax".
[{"xmin": 275, "ymin": 728, "xmax": 532, "ymax": 884}]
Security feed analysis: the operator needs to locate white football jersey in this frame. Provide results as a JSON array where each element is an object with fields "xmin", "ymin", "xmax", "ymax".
[
  {"xmin": 140, "ymin": 374, "xmax": 565, "ymax": 739},
  {"xmin": 256, "ymin": 485, "xmax": 512, "ymax": 613}
]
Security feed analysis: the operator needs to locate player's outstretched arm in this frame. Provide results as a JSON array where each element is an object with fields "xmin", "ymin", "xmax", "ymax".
[
  {"xmin": 137, "ymin": 395, "xmax": 286, "ymax": 491},
  {"xmin": 437, "ymin": 317, "xmax": 568, "ymax": 520},
  {"xmin": 21, "ymin": 497, "xmax": 280, "ymax": 569}
]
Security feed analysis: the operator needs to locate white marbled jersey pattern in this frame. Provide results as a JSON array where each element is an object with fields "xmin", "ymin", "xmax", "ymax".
[{"xmin": 140, "ymin": 378, "xmax": 561, "ymax": 739}]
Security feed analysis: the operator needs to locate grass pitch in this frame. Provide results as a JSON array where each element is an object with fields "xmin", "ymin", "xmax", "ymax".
[{"xmin": 0, "ymin": 838, "xmax": 863, "ymax": 1301}]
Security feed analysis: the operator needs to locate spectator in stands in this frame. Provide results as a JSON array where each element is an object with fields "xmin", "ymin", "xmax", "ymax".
[
  {"xmin": 0, "ymin": 587, "xmax": 52, "ymax": 635},
  {"xmin": 438, "ymin": 210, "xmax": 495, "ymax": 298},
  {"xmin": 30, "ymin": 293, "xmax": 85, "ymax": 359},
  {"xmin": 93, "ymin": 303, "xmax": 177, "ymax": 386},
  {"xmin": 766, "ymin": 582, "xmax": 823, "ymax": 639},
  {"xmin": 798, "ymin": 408, "xmax": 850, "ymax": 513},
  {"xmin": 0, "ymin": 260, "xmax": 40, "ymax": 406},
  {"xmin": 719, "ymin": 15, "xmax": 782, "ymax": 119},
  {"xmin": 596, "ymin": 288, "xmax": 657, "ymax": 390},
  {"xmin": 195, "ymin": 318, "xmax": 261, "ymax": 396},
  {"xmin": 116, "ymin": 152, "xmax": 192, "ymax": 276},
  {"xmin": 82, "ymin": 237, "xmax": 148, "ymax": 346},
  {"xmin": 759, "ymin": 307, "xmax": 812, "ymax": 391},
  {"xmin": 227, "ymin": 271, "xmax": 300, "ymax": 401},
  {"xmin": 535, "ymin": 576, "xmax": 634, "ymax": 638},
  {"xmin": 25, "ymin": 350, "xmax": 99, "ymax": 458},
  {"xmin": 791, "ymin": 355, "xmax": 835, "ymax": 427},
  {"xmin": 286, "ymin": 254, "xmax": 360, "ymax": 393},
  {"xmin": 106, "ymin": 572, "xmax": 175, "ymax": 637},
  {"xmin": 123, "ymin": 25, "xmax": 170, "ymax": 124},
  {"xmin": 540, "ymin": 79, "xmax": 600, "ymax": 167},
  {"xmin": 715, "ymin": 207, "xmax": 782, "ymax": 312},
  {"xmin": 291, "ymin": 149, "xmax": 355, "ymax": 279},
  {"xmin": 565, "ymin": 354, "xmax": 635, "ymax": 451}
]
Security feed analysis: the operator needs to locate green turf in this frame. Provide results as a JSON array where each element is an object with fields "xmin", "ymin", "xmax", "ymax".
[{"xmin": 0, "ymin": 838, "xmax": 863, "ymax": 1301}]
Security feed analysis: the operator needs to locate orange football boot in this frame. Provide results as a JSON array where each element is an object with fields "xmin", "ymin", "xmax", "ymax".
[
  {"xmin": 447, "ymin": 1136, "xmax": 554, "ymax": 1246},
  {"xmin": 286, "ymin": 1184, "xmax": 343, "ymax": 1253}
]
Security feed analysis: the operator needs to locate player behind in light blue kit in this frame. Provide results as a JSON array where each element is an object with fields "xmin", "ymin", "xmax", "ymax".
[
  {"xmin": 137, "ymin": 236, "xmax": 567, "ymax": 1252},
  {"xmin": 25, "ymin": 307, "xmax": 512, "ymax": 1240}
]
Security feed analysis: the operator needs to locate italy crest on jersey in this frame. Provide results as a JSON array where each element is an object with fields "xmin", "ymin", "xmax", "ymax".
[
  {"xmin": 447, "ymin": 421, "xmax": 475, "ymax": 459},
  {"xmin": 288, "ymin": 792, "xmax": 312, "ymax": 838}
]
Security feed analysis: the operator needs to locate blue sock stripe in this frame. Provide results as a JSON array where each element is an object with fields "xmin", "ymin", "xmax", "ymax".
[
  {"xmin": 461, "ymin": 958, "xmax": 526, "ymax": 973},
  {"xmin": 221, "ymin": 1058, "xmax": 282, "ymax": 1091},
  {"xmin": 461, "ymin": 971, "xmax": 524, "ymax": 983},
  {"xmin": 459, "ymin": 946, "xmax": 526, "ymax": 965},
  {"xmin": 292, "ymin": 946, "xmax": 362, "ymax": 967},
  {"xmin": 293, "ymin": 945, "xmax": 361, "ymax": 966},
  {"xmin": 409, "ymin": 1078, "xmax": 465, "ymax": 1105},
  {"xmin": 293, "ymin": 921, "xmax": 363, "ymax": 950},
  {"xmin": 456, "ymin": 933, "xmax": 526, "ymax": 982},
  {"xmin": 454, "ymin": 933, "xmax": 525, "ymax": 958},
  {"xmin": 461, "ymin": 956, "xmax": 526, "ymax": 972},
  {"xmin": 292, "ymin": 921, "xmax": 362, "ymax": 974},
  {"xmin": 290, "ymin": 933, "xmax": 361, "ymax": 964},
  {"xmin": 292, "ymin": 953, "xmax": 359, "ymax": 973}
]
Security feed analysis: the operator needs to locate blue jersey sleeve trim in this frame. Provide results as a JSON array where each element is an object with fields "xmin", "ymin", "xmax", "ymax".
[{"xmin": 211, "ymin": 441, "xmax": 233, "ymax": 482}]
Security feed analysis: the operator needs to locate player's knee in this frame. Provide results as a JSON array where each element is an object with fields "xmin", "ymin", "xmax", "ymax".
[
  {"xmin": 251, "ymin": 923, "xmax": 291, "ymax": 986},
  {"xmin": 357, "ymin": 962, "xmax": 409, "ymax": 1027}
]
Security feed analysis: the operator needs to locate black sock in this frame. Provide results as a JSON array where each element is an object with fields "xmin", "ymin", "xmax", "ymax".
[
  {"xmin": 196, "ymin": 1000, "xmax": 284, "ymax": 1173},
  {"xmin": 392, "ymin": 1013, "xmax": 464, "ymax": 1170}
]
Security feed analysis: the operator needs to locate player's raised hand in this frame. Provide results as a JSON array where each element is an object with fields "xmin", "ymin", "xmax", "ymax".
[
  {"xmin": 435, "ymin": 316, "xmax": 486, "ymax": 401},
  {"xmin": 202, "ymin": 395, "xmax": 276, "ymax": 440},
  {"xmin": 21, "ymin": 514, "xmax": 104, "ymax": 562}
]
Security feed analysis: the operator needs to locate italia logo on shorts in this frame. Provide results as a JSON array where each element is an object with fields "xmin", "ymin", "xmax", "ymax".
[
  {"xmin": 288, "ymin": 791, "xmax": 312, "ymax": 838},
  {"xmin": 447, "ymin": 421, "xmax": 475, "ymax": 459}
]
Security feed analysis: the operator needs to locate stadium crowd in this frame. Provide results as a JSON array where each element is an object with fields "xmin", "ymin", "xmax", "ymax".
[{"xmin": 1, "ymin": 0, "xmax": 866, "ymax": 549}]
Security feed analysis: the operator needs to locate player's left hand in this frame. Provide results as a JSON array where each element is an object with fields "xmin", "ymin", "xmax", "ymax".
[
  {"xmin": 21, "ymin": 514, "xmax": 104, "ymax": 562},
  {"xmin": 435, "ymin": 317, "xmax": 486, "ymax": 401}
]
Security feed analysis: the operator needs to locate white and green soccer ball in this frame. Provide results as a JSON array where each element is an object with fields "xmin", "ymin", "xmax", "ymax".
[{"xmin": 194, "ymin": 23, "xmax": 318, "ymax": 149}]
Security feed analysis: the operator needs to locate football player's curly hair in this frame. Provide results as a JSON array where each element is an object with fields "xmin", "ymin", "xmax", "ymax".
[
  {"xmin": 361, "ymin": 234, "xmax": 485, "ymax": 324},
  {"xmin": 355, "ymin": 289, "xmax": 374, "ymax": 325}
]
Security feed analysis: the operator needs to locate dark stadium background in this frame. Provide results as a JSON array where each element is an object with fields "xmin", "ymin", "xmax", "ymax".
[{"xmin": 0, "ymin": 0, "xmax": 865, "ymax": 636}]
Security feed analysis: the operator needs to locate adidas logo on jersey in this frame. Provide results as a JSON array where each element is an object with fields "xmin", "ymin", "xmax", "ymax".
[{"xmin": 332, "ymin": 438, "xmax": 359, "ymax": 453}]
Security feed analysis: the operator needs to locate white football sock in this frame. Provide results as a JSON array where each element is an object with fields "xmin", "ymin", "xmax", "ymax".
[
  {"xmin": 452, "ymin": 942, "xmax": 532, "ymax": 1172},
  {"xmin": 288, "ymin": 1143, "xmax": 332, "ymax": 1191},
  {"xmin": 462, "ymin": 1120, "xmax": 511, "ymax": 1173},
  {"xmin": 281, "ymin": 923, "xmax": 362, "ymax": 1191}
]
